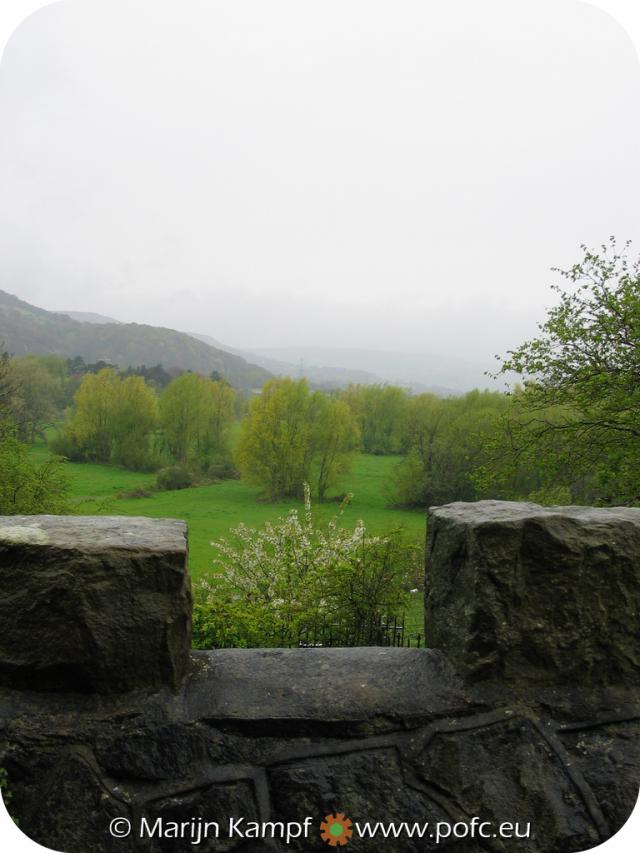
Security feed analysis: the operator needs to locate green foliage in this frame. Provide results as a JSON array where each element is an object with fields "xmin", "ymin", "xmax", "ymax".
[
  {"xmin": 160, "ymin": 373, "xmax": 236, "ymax": 472},
  {"xmin": 55, "ymin": 368, "xmax": 159, "ymax": 470},
  {"xmin": 1, "ymin": 354, "xmax": 67, "ymax": 442},
  {"xmin": 155, "ymin": 465, "xmax": 194, "ymax": 491},
  {"xmin": 341, "ymin": 383, "xmax": 409, "ymax": 454},
  {"xmin": 312, "ymin": 396, "xmax": 360, "ymax": 499},
  {"xmin": 493, "ymin": 238, "xmax": 640, "ymax": 504},
  {"xmin": 0, "ymin": 348, "xmax": 13, "ymax": 420},
  {"xmin": 392, "ymin": 390, "xmax": 510, "ymax": 507},
  {"xmin": 108, "ymin": 451, "xmax": 425, "ymax": 584},
  {"xmin": 235, "ymin": 378, "xmax": 359, "ymax": 500},
  {"xmin": 121, "ymin": 362, "xmax": 173, "ymax": 390},
  {"xmin": 192, "ymin": 486, "xmax": 411, "ymax": 649},
  {"xmin": 0, "ymin": 425, "xmax": 70, "ymax": 514}
]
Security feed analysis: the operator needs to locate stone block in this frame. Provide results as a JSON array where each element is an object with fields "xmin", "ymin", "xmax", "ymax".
[
  {"xmin": 425, "ymin": 500, "xmax": 640, "ymax": 686},
  {"xmin": 0, "ymin": 515, "xmax": 191, "ymax": 693}
]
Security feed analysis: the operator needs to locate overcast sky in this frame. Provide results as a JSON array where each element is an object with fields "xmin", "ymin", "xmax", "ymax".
[{"xmin": 0, "ymin": 0, "xmax": 639, "ymax": 371}]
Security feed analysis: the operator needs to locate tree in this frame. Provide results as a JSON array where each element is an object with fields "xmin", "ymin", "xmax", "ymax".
[
  {"xmin": 235, "ymin": 378, "xmax": 314, "ymax": 500},
  {"xmin": 202, "ymin": 379, "xmax": 237, "ymax": 465},
  {"xmin": 313, "ymin": 397, "xmax": 360, "ymax": 499},
  {"xmin": 159, "ymin": 373, "xmax": 236, "ymax": 471},
  {"xmin": 341, "ymin": 384, "xmax": 409, "ymax": 454},
  {"xmin": 0, "ymin": 347, "xmax": 13, "ymax": 421},
  {"xmin": 111, "ymin": 375, "xmax": 159, "ymax": 469},
  {"xmin": 392, "ymin": 390, "xmax": 509, "ymax": 507},
  {"xmin": 6, "ymin": 355, "xmax": 67, "ymax": 442},
  {"xmin": 494, "ymin": 238, "xmax": 640, "ymax": 504},
  {"xmin": 58, "ymin": 368, "xmax": 159, "ymax": 469},
  {"xmin": 65, "ymin": 368, "xmax": 120, "ymax": 462},
  {"xmin": 235, "ymin": 378, "xmax": 360, "ymax": 500}
]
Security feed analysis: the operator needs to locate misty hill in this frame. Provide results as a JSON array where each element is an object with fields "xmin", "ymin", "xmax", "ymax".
[
  {"xmin": 60, "ymin": 310, "xmax": 122, "ymax": 325},
  {"xmin": 249, "ymin": 346, "xmax": 483, "ymax": 394},
  {"xmin": 0, "ymin": 290, "xmax": 271, "ymax": 389},
  {"xmin": 189, "ymin": 332, "xmax": 380, "ymax": 389}
]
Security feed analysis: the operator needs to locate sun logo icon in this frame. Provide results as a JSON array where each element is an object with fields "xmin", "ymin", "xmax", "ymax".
[{"xmin": 319, "ymin": 812, "xmax": 353, "ymax": 846}]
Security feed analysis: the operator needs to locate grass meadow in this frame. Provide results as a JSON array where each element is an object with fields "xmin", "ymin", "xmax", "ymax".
[{"xmin": 30, "ymin": 442, "xmax": 427, "ymax": 634}]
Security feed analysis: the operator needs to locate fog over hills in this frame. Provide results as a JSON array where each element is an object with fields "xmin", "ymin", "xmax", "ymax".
[
  {"xmin": 55, "ymin": 315, "xmax": 476, "ymax": 394},
  {"xmin": 189, "ymin": 333, "xmax": 387, "ymax": 391},
  {"xmin": 248, "ymin": 346, "xmax": 484, "ymax": 394},
  {"xmin": 60, "ymin": 311, "xmax": 122, "ymax": 325},
  {"xmin": 0, "ymin": 290, "xmax": 271, "ymax": 389},
  {"xmin": 0, "ymin": 3, "xmax": 637, "ymax": 384}
]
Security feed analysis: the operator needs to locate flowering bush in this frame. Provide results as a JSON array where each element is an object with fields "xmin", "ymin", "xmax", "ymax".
[{"xmin": 192, "ymin": 485, "xmax": 415, "ymax": 648}]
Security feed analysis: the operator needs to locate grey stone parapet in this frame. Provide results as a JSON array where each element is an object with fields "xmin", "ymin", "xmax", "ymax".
[
  {"xmin": 425, "ymin": 500, "xmax": 640, "ymax": 686},
  {"xmin": 0, "ymin": 515, "xmax": 192, "ymax": 693},
  {"xmin": 0, "ymin": 507, "xmax": 638, "ymax": 853}
]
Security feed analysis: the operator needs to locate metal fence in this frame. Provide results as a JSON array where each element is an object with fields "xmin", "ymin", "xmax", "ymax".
[{"xmin": 275, "ymin": 614, "xmax": 423, "ymax": 649}]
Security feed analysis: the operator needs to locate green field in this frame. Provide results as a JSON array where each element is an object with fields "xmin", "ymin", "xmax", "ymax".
[{"xmin": 30, "ymin": 443, "xmax": 426, "ymax": 634}]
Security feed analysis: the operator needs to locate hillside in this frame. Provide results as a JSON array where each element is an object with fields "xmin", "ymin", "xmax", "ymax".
[
  {"xmin": 189, "ymin": 332, "xmax": 380, "ymax": 389},
  {"xmin": 59, "ymin": 310, "xmax": 122, "ymax": 325},
  {"xmin": 0, "ymin": 290, "xmax": 271, "ymax": 389}
]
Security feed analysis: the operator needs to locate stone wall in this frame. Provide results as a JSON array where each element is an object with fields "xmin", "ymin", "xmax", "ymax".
[{"xmin": 0, "ymin": 504, "xmax": 639, "ymax": 853}]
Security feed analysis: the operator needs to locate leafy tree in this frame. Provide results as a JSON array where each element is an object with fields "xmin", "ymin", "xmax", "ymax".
[
  {"xmin": 111, "ymin": 375, "xmax": 159, "ymax": 469},
  {"xmin": 494, "ymin": 238, "xmax": 640, "ymax": 504},
  {"xmin": 203, "ymin": 379, "xmax": 237, "ymax": 465},
  {"xmin": 64, "ymin": 368, "xmax": 120, "ymax": 462},
  {"xmin": 313, "ymin": 397, "xmax": 360, "ymax": 499},
  {"xmin": 5, "ymin": 355, "xmax": 67, "ymax": 442},
  {"xmin": 121, "ymin": 363, "xmax": 173, "ymax": 390},
  {"xmin": 341, "ymin": 383, "xmax": 409, "ymax": 454},
  {"xmin": 0, "ymin": 347, "xmax": 13, "ymax": 420},
  {"xmin": 392, "ymin": 390, "xmax": 509, "ymax": 507},
  {"xmin": 235, "ymin": 378, "xmax": 314, "ymax": 500},
  {"xmin": 57, "ymin": 368, "xmax": 159, "ymax": 469},
  {"xmin": 235, "ymin": 378, "xmax": 360, "ymax": 500},
  {"xmin": 159, "ymin": 372, "xmax": 236, "ymax": 471}
]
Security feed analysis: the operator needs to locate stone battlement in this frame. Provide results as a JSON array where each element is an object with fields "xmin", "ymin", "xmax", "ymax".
[{"xmin": 0, "ymin": 503, "xmax": 639, "ymax": 852}]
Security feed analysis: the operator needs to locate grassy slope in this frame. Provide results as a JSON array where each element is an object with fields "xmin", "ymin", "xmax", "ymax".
[{"xmin": 31, "ymin": 444, "xmax": 426, "ymax": 633}]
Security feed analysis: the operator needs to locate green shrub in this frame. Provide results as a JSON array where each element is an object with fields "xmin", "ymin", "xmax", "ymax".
[
  {"xmin": 48, "ymin": 429, "xmax": 84, "ymax": 461},
  {"xmin": 0, "ymin": 426, "xmax": 70, "ymax": 514},
  {"xmin": 204, "ymin": 455, "xmax": 239, "ymax": 480},
  {"xmin": 155, "ymin": 465, "xmax": 194, "ymax": 491},
  {"xmin": 192, "ymin": 485, "xmax": 411, "ymax": 649}
]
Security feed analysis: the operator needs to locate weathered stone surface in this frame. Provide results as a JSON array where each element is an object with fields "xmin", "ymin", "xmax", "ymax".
[
  {"xmin": 559, "ymin": 719, "xmax": 640, "ymax": 838},
  {"xmin": 416, "ymin": 716, "xmax": 601, "ymax": 853},
  {"xmin": 0, "ymin": 508, "xmax": 638, "ymax": 853},
  {"xmin": 185, "ymin": 647, "xmax": 465, "ymax": 727},
  {"xmin": 0, "ymin": 516, "xmax": 191, "ymax": 693},
  {"xmin": 425, "ymin": 501, "xmax": 640, "ymax": 686},
  {"xmin": 270, "ymin": 748, "xmax": 455, "ymax": 852},
  {"xmin": 1, "ymin": 650, "xmax": 639, "ymax": 853}
]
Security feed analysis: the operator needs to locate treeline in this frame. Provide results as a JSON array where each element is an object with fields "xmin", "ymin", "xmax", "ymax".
[
  {"xmin": 7, "ymin": 233, "xmax": 638, "ymax": 513},
  {"xmin": 236, "ymin": 381, "xmax": 576, "ymax": 506},
  {"xmin": 0, "ymin": 352, "xmax": 198, "ymax": 444},
  {"xmin": 52, "ymin": 369, "xmax": 237, "ymax": 480},
  {"xmin": 0, "ymin": 353, "xmax": 241, "ymax": 488},
  {"xmin": 0, "ymin": 350, "xmax": 588, "ymax": 507}
]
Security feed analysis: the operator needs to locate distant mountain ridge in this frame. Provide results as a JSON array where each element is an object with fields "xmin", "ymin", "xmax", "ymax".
[
  {"xmin": 0, "ymin": 290, "xmax": 271, "ymax": 389},
  {"xmin": 189, "ymin": 332, "xmax": 381, "ymax": 389},
  {"xmin": 59, "ymin": 310, "xmax": 122, "ymax": 325},
  {"xmin": 248, "ymin": 346, "xmax": 482, "ymax": 394}
]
